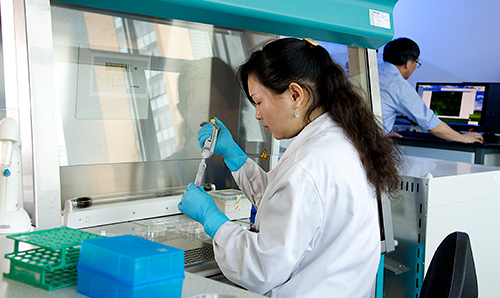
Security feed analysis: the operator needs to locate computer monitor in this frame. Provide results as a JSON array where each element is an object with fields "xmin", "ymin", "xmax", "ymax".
[
  {"xmin": 416, "ymin": 82, "xmax": 486, "ymax": 128},
  {"xmin": 474, "ymin": 82, "xmax": 500, "ymax": 134}
]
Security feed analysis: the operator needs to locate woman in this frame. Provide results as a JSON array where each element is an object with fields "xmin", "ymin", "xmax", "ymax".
[{"xmin": 178, "ymin": 37, "xmax": 401, "ymax": 298}]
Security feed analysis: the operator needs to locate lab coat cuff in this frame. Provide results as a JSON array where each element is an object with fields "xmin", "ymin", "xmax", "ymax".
[
  {"xmin": 204, "ymin": 209, "xmax": 230, "ymax": 238},
  {"xmin": 224, "ymin": 145, "xmax": 247, "ymax": 171}
]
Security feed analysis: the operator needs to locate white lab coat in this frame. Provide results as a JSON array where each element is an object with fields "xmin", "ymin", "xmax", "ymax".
[{"xmin": 213, "ymin": 113, "xmax": 380, "ymax": 298}]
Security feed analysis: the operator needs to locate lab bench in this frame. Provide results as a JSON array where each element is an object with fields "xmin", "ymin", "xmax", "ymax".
[{"xmin": 0, "ymin": 218, "xmax": 265, "ymax": 298}]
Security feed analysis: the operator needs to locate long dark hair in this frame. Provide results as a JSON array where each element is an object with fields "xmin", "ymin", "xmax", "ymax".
[{"xmin": 238, "ymin": 37, "xmax": 401, "ymax": 197}]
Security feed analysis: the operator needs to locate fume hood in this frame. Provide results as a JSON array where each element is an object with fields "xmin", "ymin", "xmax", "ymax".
[{"xmin": 2, "ymin": 0, "xmax": 397, "ymax": 229}]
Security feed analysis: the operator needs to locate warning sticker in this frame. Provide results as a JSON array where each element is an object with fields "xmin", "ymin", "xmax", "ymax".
[{"xmin": 259, "ymin": 148, "xmax": 269, "ymax": 160}]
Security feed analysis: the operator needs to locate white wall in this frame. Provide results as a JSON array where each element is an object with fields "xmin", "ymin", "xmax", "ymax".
[{"xmin": 380, "ymin": 0, "xmax": 500, "ymax": 87}]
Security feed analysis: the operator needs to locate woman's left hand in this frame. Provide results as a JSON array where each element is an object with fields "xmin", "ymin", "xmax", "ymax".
[{"xmin": 178, "ymin": 183, "xmax": 230, "ymax": 238}]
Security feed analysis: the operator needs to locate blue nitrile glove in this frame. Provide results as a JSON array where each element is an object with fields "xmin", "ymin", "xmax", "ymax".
[
  {"xmin": 198, "ymin": 117, "xmax": 247, "ymax": 171},
  {"xmin": 178, "ymin": 183, "xmax": 230, "ymax": 238}
]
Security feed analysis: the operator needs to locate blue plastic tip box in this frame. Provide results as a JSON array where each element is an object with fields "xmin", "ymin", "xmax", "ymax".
[{"xmin": 77, "ymin": 235, "xmax": 184, "ymax": 298}]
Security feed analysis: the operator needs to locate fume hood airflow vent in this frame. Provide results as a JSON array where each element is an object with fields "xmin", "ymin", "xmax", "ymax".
[{"xmin": 185, "ymin": 244, "xmax": 214, "ymax": 266}]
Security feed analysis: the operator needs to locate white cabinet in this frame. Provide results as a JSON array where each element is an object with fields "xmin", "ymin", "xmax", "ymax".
[{"xmin": 384, "ymin": 156, "xmax": 500, "ymax": 298}]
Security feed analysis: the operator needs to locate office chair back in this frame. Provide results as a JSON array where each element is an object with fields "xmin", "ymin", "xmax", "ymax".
[{"xmin": 420, "ymin": 231, "xmax": 478, "ymax": 298}]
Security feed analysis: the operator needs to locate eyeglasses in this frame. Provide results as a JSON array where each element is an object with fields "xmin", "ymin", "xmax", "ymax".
[{"xmin": 414, "ymin": 60, "xmax": 421, "ymax": 68}]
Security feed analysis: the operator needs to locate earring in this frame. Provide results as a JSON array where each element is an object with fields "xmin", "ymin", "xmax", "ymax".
[{"xmin": 295, "ymin": 109, "xmax": 300, "ymax": 118}]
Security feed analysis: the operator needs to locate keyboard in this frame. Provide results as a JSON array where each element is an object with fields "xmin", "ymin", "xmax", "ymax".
[
  {"xmin": 482, "ymin": 133, "xmax": 500, "ymax": 144},
  {"xmin": 396, "ymin": 130, "xmax": 500, "ymax": 144}
]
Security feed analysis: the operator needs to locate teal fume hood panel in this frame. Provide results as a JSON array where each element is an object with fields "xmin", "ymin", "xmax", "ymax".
[{"xmin": 54, "ymin": 0, "xmax": 398, "ymax": 49}]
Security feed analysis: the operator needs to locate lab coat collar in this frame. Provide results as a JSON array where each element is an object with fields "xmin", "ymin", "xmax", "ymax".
[{"xmin": 279, "ymin": 112, "xmax": 334, "ymax": 161}]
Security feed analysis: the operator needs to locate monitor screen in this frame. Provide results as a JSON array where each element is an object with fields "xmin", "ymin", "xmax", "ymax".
[
  {"xmin": 479, "ymin": 83, "xmax": 500, "ymax": 133},
  {"xmin": 416, "ymin": 83, "xmax": 486, "ymax": 127}
]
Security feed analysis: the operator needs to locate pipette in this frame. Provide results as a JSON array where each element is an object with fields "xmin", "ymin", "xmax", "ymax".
[{"xmin": 194, "ymin": 119, "xmax": 219, "ymax": 188}]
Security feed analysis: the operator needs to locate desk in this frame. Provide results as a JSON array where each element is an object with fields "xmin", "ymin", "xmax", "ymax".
[{"xmin": 393, "ymin": 137, "xmax": 500, "ymax": 166}]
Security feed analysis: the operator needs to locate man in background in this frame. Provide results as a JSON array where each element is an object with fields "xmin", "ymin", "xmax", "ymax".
[{"xmin": 378, "ymin": 37, "xmax": 483, "ymax": 143}]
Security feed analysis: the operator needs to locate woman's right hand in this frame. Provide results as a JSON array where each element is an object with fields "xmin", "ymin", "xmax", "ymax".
[{"xmin": 198, "ymin": 117, "xmax": 247, "ymax": 171}]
